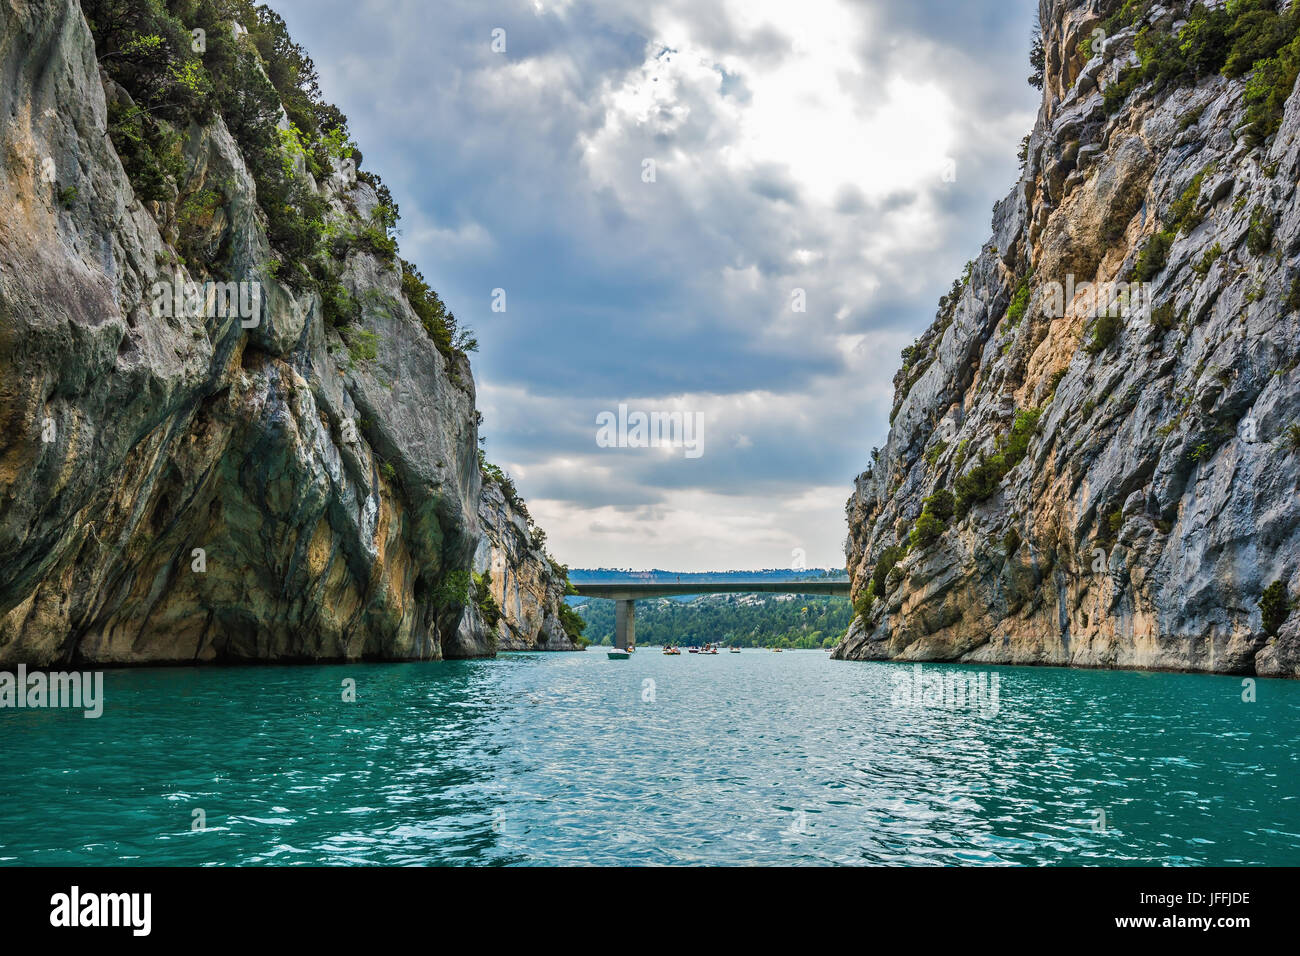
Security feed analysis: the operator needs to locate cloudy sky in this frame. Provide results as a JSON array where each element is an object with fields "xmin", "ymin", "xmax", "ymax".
[{"xmin": 274, "ymin": 0, "xmax": 1040, "ymax": 571}]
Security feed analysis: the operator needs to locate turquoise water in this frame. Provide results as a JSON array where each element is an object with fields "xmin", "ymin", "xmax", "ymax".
[{"xmin": 1, "ymin": 650, "xmax": 1297, "ymax": 865}]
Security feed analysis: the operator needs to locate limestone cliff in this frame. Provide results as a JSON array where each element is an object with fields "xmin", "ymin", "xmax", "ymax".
[
  {"xmin": 837, "ymin": 0, "xmax": 1300, "ymax": 676},
  {"xmin": 475, "ymin": 479, "xmax": 578, "ymax": 652},
  {"xmin": 0, "ymin": 0, "xmax": 566, "ymax": 664}
]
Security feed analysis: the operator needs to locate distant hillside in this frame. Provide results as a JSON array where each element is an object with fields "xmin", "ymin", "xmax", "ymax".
[{"xmin": 576, "ymin": 593, "xmax": 850, "ymax": 649}]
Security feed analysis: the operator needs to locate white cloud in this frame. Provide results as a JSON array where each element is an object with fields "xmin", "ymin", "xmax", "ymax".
[
  {"xmin": 274, "ymin": 0, "xmax": 1039, "ymax": 570},
  {"xmin": 529, "ymin": 484, "xmax": 851, "ymax": 570}
]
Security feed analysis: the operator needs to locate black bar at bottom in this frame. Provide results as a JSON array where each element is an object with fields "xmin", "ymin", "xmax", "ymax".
[{"xmin": 0, "ymin": 865, "xmax": 1277, "ymax": 942}]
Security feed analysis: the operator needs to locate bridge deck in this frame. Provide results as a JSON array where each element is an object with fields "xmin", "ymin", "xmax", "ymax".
[{"xmin": 571, "ymin": 580, "xmax": 850, "ymax": 600}]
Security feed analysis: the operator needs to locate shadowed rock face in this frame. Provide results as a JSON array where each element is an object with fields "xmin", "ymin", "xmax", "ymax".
[
  {"xmin": 0, "ymin": 0, "xmax": 553, "ymax": 664},
  {"xmin": 837, "ymin": 0, "xmax": 1300, "ymax": 676}
]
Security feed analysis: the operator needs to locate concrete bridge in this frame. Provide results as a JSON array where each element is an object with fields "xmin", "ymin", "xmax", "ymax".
[{"xmin": 570, "ymin": 579, "xmax": 851, "ymax": 649}]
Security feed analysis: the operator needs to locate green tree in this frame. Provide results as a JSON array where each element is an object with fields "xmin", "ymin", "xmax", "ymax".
[{"xmin": 1261, "ymin": 580, "xmax": 1291, "ymax": 636}]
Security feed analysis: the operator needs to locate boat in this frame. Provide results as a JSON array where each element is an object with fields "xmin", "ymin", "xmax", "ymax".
[
  {"xmin": 773, "ymin": 647, "xmax": 783, "ymax": 653},
  {"xmin": 729, "ymin": 647, "xmax": 741, "ymax": 653},
  {"xmin": 607, "ymin": 649, "xmax": 630, "ymax": 659},
  {"xmin": 688, "ymin": 647, "xmax": 700, "ymax": 654},
  {"xmin": 663, "ymin": 645, "xmax": 681, "ymax": 656}
]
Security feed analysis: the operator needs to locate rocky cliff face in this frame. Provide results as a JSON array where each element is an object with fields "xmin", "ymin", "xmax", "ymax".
[
  {"xmin": 837, "ymin": 0, "xmax": 1300, "ymax": 676},
  {"xmin": 0, "ymin": 0, "xmax": 566, "ymax": 664},
  {"xmin": 475, "ymin": 481, "xmax": 576, "ymax": 652}
]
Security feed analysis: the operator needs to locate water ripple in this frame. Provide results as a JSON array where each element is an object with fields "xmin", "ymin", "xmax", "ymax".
[{"xmin": 1, "ymin": 651, "xmax": 1297, "ymax": 865}]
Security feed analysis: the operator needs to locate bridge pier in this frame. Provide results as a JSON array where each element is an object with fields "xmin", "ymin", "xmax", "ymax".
[{"xmin": 614, "ymin": 599, "xmax": 635, "ymax": 650}]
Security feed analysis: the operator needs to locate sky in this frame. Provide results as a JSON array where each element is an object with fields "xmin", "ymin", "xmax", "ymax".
[{"xmin": 272, "ymin": 0, "xmax": 1040, "ymax": 571}]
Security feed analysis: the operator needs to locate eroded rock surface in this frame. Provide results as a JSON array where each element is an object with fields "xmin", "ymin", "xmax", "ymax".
[
  {"xmin": 0, "ymin": 0, "xmax": 567, "ymax": 664},
  {"xmin": 476, "ymin": 481, "xmax": 576, "ymax": 652},
  {"xmin": 837, "ymin": 0, "xmax": 1300, "ymax": 676}
]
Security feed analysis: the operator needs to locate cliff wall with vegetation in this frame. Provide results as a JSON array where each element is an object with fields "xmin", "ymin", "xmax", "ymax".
[
  {"xmin": 0, "ymin": 0, "xmax": 580, "ymax": 663},
  {"xmin": 838, "ymin": 0, "xmax": 1300, "ymax": 676}
]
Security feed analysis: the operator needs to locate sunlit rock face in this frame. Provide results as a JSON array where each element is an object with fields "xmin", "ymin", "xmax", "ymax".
[
  {"xmin": 0, "ymin": 0, "xmax": 551, "ymax": 664},
  {"xmin": 837, "ymin": 0, "xmax": 1300, "ymax": 676},
  {"xmin": 475, "ymin": 482, "xmax": 576, "ymax": 653}
]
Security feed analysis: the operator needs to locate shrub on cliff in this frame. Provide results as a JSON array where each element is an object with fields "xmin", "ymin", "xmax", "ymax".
[
  {"xmin": 1169, "ymin": 166, "xmax": 1210, "ymax": 234},
  {"xmin": 342, "ymin": 327, "xmax": 378, "ymax": 365},
  {"xmin": 89, "ymin": 0, "xmax": 341, "ymax": 286},
  {"xmin": 853, "ymin": 585, "xmax": 875, "ymax": 621},
  {"xmin": 352, "ymin": 223, "xmax": 399, "ymax": 263},
  {"xmin": 1244, "ymin": 33, "xmax": 1300, "ymax": 146},
  {"xmin": 1084, "ymin": 312, "xmax": 1124, "ymax": 355},
  {"xmin": 871, "ymin": 545, "xmax": 907, "ymax": 597},
  {"xmin": 1131, "ymin": 228, "xmax": 1174, "ymax": 282},
  {"xmin": 909, "ymin": 488, "xmax": 954, "ymax": 551},
  {"xmin": 924, "ymin": 488, "xmax": 956, "ymax": 523},
  {"xmin": 1005, "ymin": 408, "xmax": 1041, "ymax": 466},
  {"xmin": 434, "ymin": 570, "xmax": 472, "ymax": 611},
  {"xmin": 1284, "ymin": 276, "xmax": 1300, "ymax": 312},
  {"xmin": 1098, "ymin": 0, "xmax": 1300, "ymax": 146},
  {"xmin": 909, "ymin": 510, "xmax": 947, "ymax": 550},
  {"xmin": 104, "ymin": 100, "xmax": 185, "ymax": 204},
  {"xmin": 401, "ymin": 260, "xmax": 477, "ymax": 360},
  {"xmin": 1103, "ymin": 68, "xmax": 1142, "ymax": 113},
  {"xmin": 1028, "ymin": 15, "xmax": 1045, "ymax": 89},
  {"xmin": 954, "ymin": 409, "xmax": 1041, "ymax": 517},
  {"xmin": 1247, "ymin": 206, "xmax": 1276, "ymax": 254},
  {"xmin": 319, "ymin": 276, "xmax": 358, "ymax": 328},
  {"xmin": 1260, "ymin": 580, "xmax": 1291, "ymax": 636},
  {"xmin": 478, "ymin": 450, "xmax": 535, "ymax": 530},
  {"xmin": 1193, "ymin": 242, "xmax": 1224, "ymax": 276},
  {"xmin": 87, "ymin": 0, "xmax": 479, "ymax": 363},
  {"xmin": 1006, "ymin": 275, "xmax": 1032, "ymax": 327},
  {"xmin": 474, "ymin": 572, "xmax": 502, "ymax": 629},
  {"xmin": 955, "ymin": 453, "xmax": 1005, "ymax": 517},
  {"xmin": 1151, "ymin": 300, "xmax": 1178, "ymax": 332}
]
